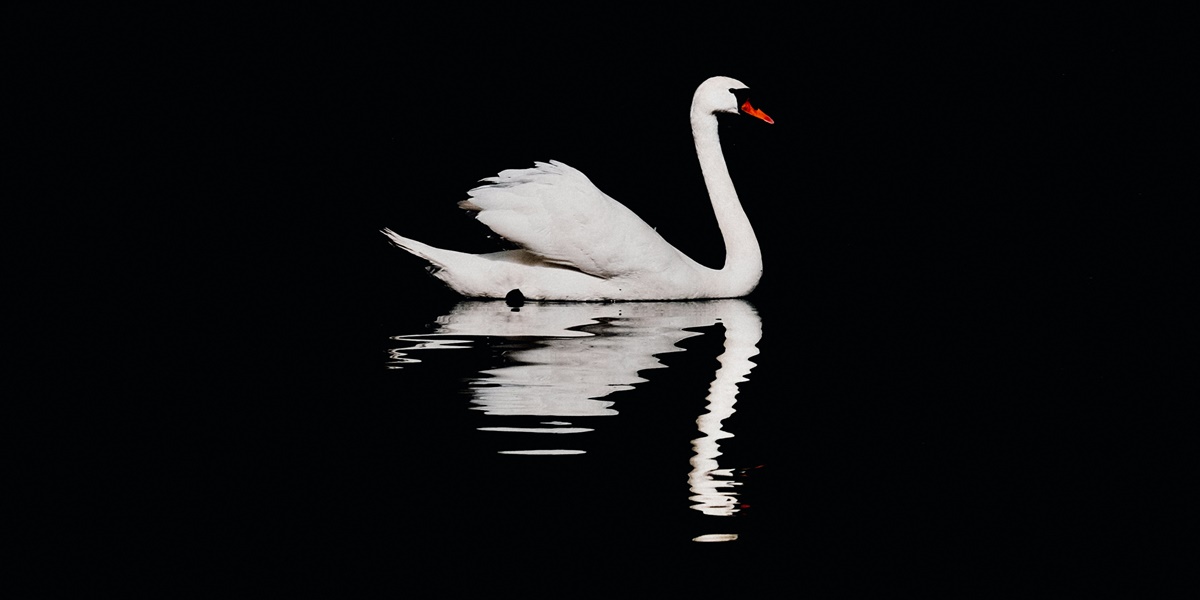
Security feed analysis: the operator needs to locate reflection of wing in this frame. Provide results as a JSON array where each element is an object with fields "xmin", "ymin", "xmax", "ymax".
[
  {"xmin": 426, "ymin": 299, "xmax": 755, "ymax": 338},
  {"xmin": 392, "ymin": 299, "xmax": 763, "ymax": 459},
  {"xmin": 429, "ymin": 301, "xmax": 608, "ymax": 338},
  {"xmin": 469, "ymin": 318, "xmax": 698, "ymax": 416}
]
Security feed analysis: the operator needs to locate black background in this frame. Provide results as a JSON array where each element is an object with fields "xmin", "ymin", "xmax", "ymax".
[{"xmin": 28, "ymin": 5, "xmax": 1189, "ymax": 594}]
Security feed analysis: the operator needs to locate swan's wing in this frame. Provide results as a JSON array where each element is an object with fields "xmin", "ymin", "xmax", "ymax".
[{"xmin": 459, "ymin": 160, "xmax": 680, "ymax": 278}]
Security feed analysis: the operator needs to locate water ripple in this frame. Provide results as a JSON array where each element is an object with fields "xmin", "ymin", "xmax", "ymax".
[{"xmin": 390, "ymin": 299, "xmax": 763, "ymax": 525}]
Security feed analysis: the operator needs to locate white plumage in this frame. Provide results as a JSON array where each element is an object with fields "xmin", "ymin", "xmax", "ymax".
[{"xmin": 382, "ymin": 76, "xmax": 773, "ymax": 301}]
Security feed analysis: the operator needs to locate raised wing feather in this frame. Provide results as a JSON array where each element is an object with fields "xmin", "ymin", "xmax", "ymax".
[{"xmin": 459, "ymin": 160, "xmax": 681, "ymax": 278}]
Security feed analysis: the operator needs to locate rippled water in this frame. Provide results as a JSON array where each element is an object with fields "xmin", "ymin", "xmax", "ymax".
[
  {"xmin": 388, "ymin": 299, "xmax": 764, "ymax": 537},
  {"xmin": 363, "ymin": 287, "xmax": 1109, "ymax": 579}
]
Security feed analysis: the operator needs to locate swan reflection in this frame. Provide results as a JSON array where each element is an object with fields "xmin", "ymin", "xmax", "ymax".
[{"xmin": 390, "ymin": 299, "xmax": 762, "ymax": 520}]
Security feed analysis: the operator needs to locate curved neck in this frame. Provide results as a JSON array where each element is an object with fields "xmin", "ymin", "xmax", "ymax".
[{"xmin": 691, "ymin": 108, "xmax": 763, "ymax": 295}]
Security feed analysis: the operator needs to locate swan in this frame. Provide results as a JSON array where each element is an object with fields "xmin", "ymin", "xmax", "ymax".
[{"xmin": 382, "ymin": 75, "xmax": 773, "ymax": 301}]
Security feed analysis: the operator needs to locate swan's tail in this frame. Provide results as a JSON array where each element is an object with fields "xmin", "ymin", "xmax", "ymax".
[
  {"xmin": 382, "ymin": 228, "xmax": 494, "ymax": 296},
  {"xmin": 381, "ymin": 228, "xmax": 441, "ymax": 266}
]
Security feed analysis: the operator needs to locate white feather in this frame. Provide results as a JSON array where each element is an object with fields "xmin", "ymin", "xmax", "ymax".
[{"xmin": 383, "ymin": 76, "xmax": 770, "ymax": 301}]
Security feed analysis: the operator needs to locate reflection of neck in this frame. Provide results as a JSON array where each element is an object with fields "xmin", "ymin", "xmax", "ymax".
[{"xmin": 688, "ymin": 302, "xmax": 763, "ymax": 516}]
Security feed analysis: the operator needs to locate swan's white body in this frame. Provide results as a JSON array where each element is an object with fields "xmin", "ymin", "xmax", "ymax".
[{"xmin": 383, "ymin": 76, "xmax": 771, "ymax": 301}]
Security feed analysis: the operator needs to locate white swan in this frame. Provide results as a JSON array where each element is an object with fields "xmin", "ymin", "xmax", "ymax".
[{"xmin": 382, "ymin": 76, "xmax": 773, "ymax": 301}]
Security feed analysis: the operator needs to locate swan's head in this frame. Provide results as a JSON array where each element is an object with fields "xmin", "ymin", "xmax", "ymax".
[{"xmin": 693, "ymin": 76, "xmax": 774, "ymax": 124}]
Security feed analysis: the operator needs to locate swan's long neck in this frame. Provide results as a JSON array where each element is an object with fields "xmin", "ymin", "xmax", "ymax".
[{"xmin": 691, "ymin": 108, "xmax": 763, "ymax": 295}]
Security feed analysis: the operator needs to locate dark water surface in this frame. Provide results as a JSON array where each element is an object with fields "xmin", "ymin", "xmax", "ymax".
[
  {"xmin": 64, "ymin": 12, "xmax": 1180, "ymax": 594},
  {"xmin": 312, "ymin": 274, "xmax": 1126, "ymax": 585}
]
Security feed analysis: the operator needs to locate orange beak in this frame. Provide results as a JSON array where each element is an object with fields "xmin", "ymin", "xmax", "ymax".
[{"xmin": 740, "ymin": 99, "xmax": 774, "ymax": 124}]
